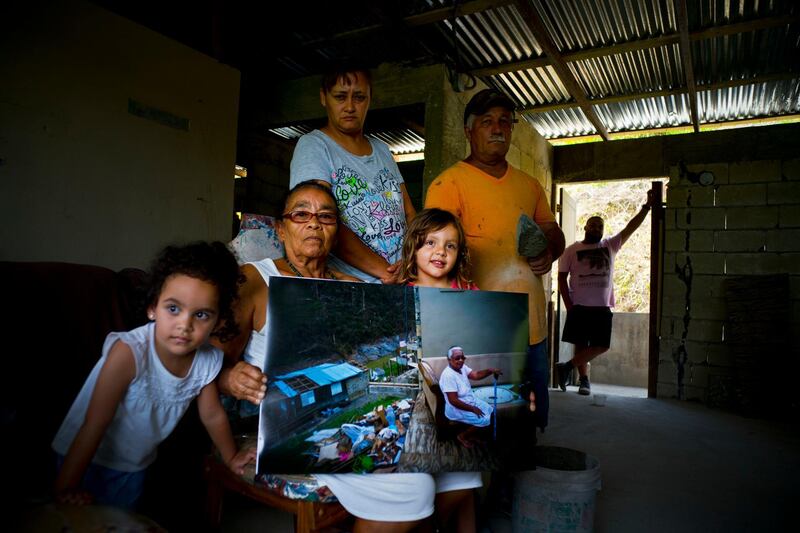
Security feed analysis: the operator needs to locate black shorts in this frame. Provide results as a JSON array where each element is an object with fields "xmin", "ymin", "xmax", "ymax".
[{"xmin": 561, "ymin": 305, "xmax": 612, "ymax": 348}]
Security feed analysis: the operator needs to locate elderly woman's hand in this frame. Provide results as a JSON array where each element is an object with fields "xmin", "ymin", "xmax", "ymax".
[
  {"xmin": 225, "ymin": 361, "xmax": 267, "ymax": 405},
  {"xmin": 380, "ymin": 260, "xmax": 404, "ymax": 284}
]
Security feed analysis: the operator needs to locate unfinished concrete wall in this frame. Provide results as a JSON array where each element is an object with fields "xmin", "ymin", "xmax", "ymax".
[
  {"xmin": 558, "ymin": 311, "xmax": 649, "ymax": 387},
  {"xmin": 595, "ymin": 313, "xmax": 649, "ymax": 388},
  {"xmin": 659, "ymin": 158, "xmax": 800, "ymax": 404},
  {"xmin": 554, "ymin": 123, "xmax": 800, "ymax": 183},
  {"xmin": 0, "ymin": 0, "xmax": 240, "ymax": 270}
]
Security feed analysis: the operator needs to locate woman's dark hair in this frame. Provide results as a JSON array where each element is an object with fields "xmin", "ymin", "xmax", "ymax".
[
  {"xmin": 400, "ymin": 208, "xmax": 472, "ymax": 287},
  {"xmin": 278, "ymin": 181, "xmax": 339, "ymax": 218},
  {"xmin": 321, "ymin": 65, "xmax": 373, "ymax": 95},
  {"xmin": 146, "ymin": 241, "xmax": 242, "ymax": 342}
]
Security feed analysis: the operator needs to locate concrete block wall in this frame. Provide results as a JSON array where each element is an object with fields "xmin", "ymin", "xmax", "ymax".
[{"xmin": 659, "ymin": 158, "xmax": 800, "ymax": 405}]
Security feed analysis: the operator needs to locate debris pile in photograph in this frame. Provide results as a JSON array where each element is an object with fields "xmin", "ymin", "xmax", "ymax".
[{"xmin": 306, "ymin": 398, "xmax": 415, "ymax": 473}]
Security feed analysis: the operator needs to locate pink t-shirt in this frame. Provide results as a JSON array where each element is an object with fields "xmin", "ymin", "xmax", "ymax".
[{"xmin": 559, "ymin": 234, "xmax": 624, "ymax": 307}]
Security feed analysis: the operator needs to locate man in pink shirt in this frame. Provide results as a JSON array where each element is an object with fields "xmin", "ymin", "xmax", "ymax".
[{"xmin": 556, "ymin": 192, "xmax": 653, "ymax": 395}]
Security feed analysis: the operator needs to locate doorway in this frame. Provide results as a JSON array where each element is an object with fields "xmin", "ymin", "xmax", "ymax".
[{"xmin": 553, "ymin": 179, "xmax": 665, "ymax": 398}]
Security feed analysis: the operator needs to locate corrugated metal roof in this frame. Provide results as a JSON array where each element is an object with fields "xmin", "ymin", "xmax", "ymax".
[
  {"xmin": 427, "ymin": 0, "xmax": 799, "ymax": 140},
  {"xmin": 107, "ymin": 0, "xmax": 799, "ymax": 142},
  {"xmin": 274, "ymin": 380, "xmax": 298, "ymax": 398},
  {"xmin": 594, "ymin": 94, "xmax": 691, "ymax": 132},
  {"xmin": 245, "ymin": 0, "xmax": 800, "ymax": 142},
  {"xmin": 270, "ymin": 126, "xmax": 425, "ymax": 155},
  {"xmin": 437, "ymin": 3, "xmax": 543, "ymax": 69},
  {"xmin": 698, "ymin": 77, "xmax": 800, "ymax": 123},
  {"xmin": 531, "ymin": 0, "xmax": 677, "ymax": 52},
  {"xmin": 568, "ymin": 44, "xmax": 685, "ymax": 97},
  {"xmin": 488, "ymin": 68, "xmax": 570, "ymax": 106},
  {"xmin": 522, "ymin": 107, "xmax": 595, "ymax": 138}
]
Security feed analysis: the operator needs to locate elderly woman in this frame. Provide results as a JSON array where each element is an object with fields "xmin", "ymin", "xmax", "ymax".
[
  {"xmin": 440, "ymin": 346, "xmax": 502, "ymax": 449},
  {"xmin": 215, "ymin": 182, "xmax": 477, "ymax": 532}
]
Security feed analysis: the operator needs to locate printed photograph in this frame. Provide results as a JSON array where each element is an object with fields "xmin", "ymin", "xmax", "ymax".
[
  {"xmin": 256, "ymin": 277, "xmax": 418, "ymax": 475},
  {"xmin": 256, "ymin": 279, "xmax": 537, "ymax": 475},
  {"xmin": 400, "ymin": 287, "xmax": 537, "ymax": 474}
]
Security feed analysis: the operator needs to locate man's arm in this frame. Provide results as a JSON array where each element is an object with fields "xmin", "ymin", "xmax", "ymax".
[
  {"xmin": 527, "ymin": 221, "xmax": 566, "ymax": 275},
  {"xmin": 618, "ymin": 192, "xmax": 653, "ymax": 246},
  {"xmin": 558, "ymin": 271, "xmax": 573, "ymax": 310}
]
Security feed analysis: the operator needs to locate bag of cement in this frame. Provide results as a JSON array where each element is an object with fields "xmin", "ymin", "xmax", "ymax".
[{"xmin": 516, "ymin": 214, "xmax": 548, "ymax": 257}]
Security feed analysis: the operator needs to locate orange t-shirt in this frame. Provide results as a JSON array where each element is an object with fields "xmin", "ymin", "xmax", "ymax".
[{"xmin": 425, "ymin": 161, "xmax": 556, "ymax": 344}]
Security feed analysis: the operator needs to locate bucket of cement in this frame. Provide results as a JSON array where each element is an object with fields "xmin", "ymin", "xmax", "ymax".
[{"xmin": 512, "ymin": 446, "xmax": 601, "ymax": 532}]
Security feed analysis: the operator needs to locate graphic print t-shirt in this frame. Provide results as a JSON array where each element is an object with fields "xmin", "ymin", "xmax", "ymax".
[
  {"xmin": 559, "ymin": 234, "xmax": 623, "ymax": 307},
  {"xmin": 290, "ymin": 130, "xmax": 407, "ymax": 282}
]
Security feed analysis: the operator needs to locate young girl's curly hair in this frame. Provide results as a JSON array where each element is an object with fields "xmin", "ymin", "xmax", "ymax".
[
  {"xmin": 145, "ymin": 241, "xmax": 243, "ymax": 342},
  {"xmin": 400, "ymin": 208, "xmax": 472, "ymax": 287}
]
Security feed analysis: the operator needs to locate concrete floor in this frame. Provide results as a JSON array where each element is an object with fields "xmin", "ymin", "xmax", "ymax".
[{"xmin": 220, "ymin": 384, "xmax": 799, "ymax": 532}]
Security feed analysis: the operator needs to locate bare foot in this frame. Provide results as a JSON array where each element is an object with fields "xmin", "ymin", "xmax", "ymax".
[{"xmin": 457, "ymin": 433, "xmax": 474, "ymax": 448}]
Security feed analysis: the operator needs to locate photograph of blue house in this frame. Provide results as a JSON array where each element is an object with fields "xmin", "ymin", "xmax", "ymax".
[{"xmin": 262, "ymin": 362, "xmax": 369, "ymax": 444}]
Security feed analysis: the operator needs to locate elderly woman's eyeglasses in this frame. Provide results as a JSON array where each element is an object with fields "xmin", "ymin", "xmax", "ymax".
[
  {"xmin": 282, "ymin": 211, "xmax": 338, "ymax": 225},
  {"xmin": 451, "ymin": 355, "xmax": 466, "ymax": 361}
]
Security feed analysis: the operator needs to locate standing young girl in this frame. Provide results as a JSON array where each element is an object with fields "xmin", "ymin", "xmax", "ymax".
[
  {"xmin": 52, "ymin": 241, "xmax": 255, "ymax": 508},
  {"xmin": 400, "ymin": 207, "xmax": 477, "ymax": 290},
  {"xmin": 400, "ymin": 208, "xmax": 482, "ymax": 532}
]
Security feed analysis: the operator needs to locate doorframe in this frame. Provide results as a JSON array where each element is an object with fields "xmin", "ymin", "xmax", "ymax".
[
  {"xmin": 550, "ymin": 180, "xmax": 665, "ymax": 395},
  {"xmin": 648, "ymin": 181, "xmax": 665, "ymax": 398}
]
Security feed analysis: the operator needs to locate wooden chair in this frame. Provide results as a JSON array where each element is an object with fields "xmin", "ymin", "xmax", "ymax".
[{"xmin": 203, "ymin": 454, "xmax": 350, "ymax": 533}]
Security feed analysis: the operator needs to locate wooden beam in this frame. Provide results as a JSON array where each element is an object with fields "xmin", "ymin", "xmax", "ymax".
[
  {"xmin": 404, "ymin": 0, "xmax": 514, "ymax": 27},
  {"xmin": 298, "ymin": 0, "xmax": 511, "ymax": 49},
  {"xmin": 704, "ymin": 71, "xmax": 799, "ymax": 91},
  {"xmin": 674, "ymin": 0, "xmax": 699, "ymax": 133},
  {"xmin": 563, "ymin": 34, "xmax": 680, "ymax": 63},
  {"xmin": 511, "ymin": 0, "xmax": 609, "ymax": 140},
  {"xmin": 521, "ymin": 88, "xmax": 685, "ymax": 113},
  {"xmin": 689, "ymin": 14, "xmax": 800, "ymax": 41},
  {"xmin": 520, "ymin": 72, "xmax": 799, "ymax": 114},
  {"xmin": 471, "ymin": 57, "xmax": 550, "ymax": 77}
]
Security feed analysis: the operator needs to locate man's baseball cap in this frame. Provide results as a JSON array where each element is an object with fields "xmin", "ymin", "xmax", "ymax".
[{"xmin": 463, "ymin": 88, "xmax": 516, "ymax": 125}]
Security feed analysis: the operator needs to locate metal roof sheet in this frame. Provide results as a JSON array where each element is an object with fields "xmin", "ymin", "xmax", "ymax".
[
  {"xmin": 435, "ymin": 0, "xmax": 799, "ymax": 140},
  {"xmin": 276, "ymin": 362, "xmax": 364, "ymax": 387},
  {"xmin": 698, "ymin": 77, "xmax": 800, "ymax": 123},
  {"xmin": 270, "ymin": 126, "xmax": 425, "ymax": 155},
  {"xmin": 274, "ymin": 380, "xmax": 298, "ymax": 398}
]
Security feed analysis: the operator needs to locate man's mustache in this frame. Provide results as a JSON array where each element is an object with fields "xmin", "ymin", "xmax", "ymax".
[{"xmin": 488, "ymin": 134, "xmax": 506, "ymax": 143}]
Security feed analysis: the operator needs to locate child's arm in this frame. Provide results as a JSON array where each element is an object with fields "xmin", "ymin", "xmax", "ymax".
[
  {"xmin": 197, "ymin": 380, "xmax": 256, "ymax": 475},
  {"xmin": 55, "ymin": 340, "xmax": 136, "ymax": 501}
]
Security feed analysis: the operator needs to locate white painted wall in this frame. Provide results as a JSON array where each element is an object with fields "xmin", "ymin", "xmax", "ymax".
[{"xmin": 0, "ymin": 0, "xmax": 240, "ymax": 270}]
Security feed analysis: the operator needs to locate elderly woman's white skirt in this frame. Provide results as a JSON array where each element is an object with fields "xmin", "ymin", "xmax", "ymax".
[
  {"xmin": 315, "ymin": 473, "xmax": 435, "ymax": 521},
  {"xmin": 444, "ymin": 398, "xmax": 493, "ymax": 427}
]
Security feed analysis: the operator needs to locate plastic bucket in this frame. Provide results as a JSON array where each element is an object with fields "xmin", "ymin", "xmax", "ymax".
[{"xmin": 512, "ymin": 446, "xmax": 601, "ymax": 532}]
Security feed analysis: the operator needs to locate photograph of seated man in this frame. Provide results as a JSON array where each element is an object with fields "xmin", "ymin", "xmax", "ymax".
[{"xmin": 440, "ymin": 346, "xmax": 502, "ymax": 448}]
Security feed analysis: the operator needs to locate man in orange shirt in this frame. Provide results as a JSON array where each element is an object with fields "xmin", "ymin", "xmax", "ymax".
[{"xmin": 425, "ymin": 89, "xmax": 565, "ymax": 430}]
